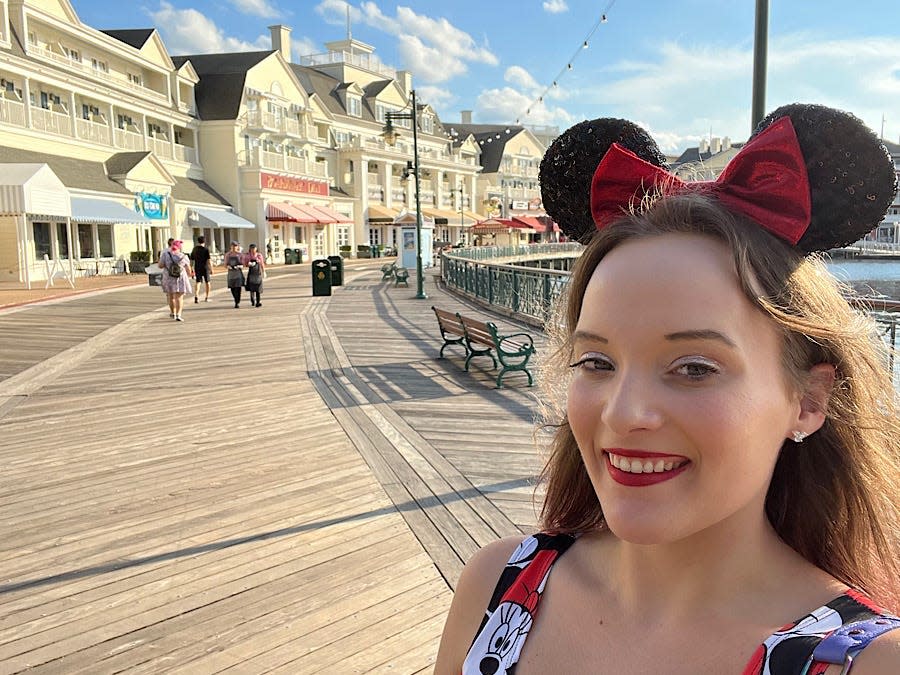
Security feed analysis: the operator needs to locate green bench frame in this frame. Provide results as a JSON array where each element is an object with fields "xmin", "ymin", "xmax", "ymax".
[
  {"xmin": 380, "ymin": 262, "xmax": 397, "ymax": 280},
  {"xmin": 431, "ymin": 306, "xmax": 535, "ymax": 387},
  {"xmin": 393, "ymin": 267, "xmax": 410, "ymax": 287}
]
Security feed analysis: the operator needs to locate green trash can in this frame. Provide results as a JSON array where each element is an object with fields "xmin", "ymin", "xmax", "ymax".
[
  {"xmin": 283, "ymin": 248, "xmax": 294, "ymax": 264},
  {"xmin": 327, "ymin": 255, "xmax": 343, "ymax": 286},
  {"xmin": 312, "ymin": 258, "xmax": 332, "ymax": 296}
]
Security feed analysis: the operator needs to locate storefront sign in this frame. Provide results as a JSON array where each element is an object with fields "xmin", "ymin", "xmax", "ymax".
[
  {"xmin": 260, "ymin": 172, "xmax": 329, "ymax": 196},
  {"xmin": 134, "ymin": 192, "xmax": 168, "ymax": 220}
]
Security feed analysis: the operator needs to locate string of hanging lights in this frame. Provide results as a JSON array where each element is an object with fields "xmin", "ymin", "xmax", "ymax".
[
  {"xmin": 512, "ymin": 1, "xmax": 616, "ymax": 127},
  {"xmin": 439, "ymin": 1, "xmax": 616, "ymax": 147}
]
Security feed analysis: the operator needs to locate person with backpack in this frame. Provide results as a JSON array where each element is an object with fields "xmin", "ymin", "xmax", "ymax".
[
  {"xmin": 158, "ymin": 239, "xmax": 193, "ymax": 322},
  {"xmin": 241, "ymin": 243, "xmax": 266, "ymax": 307}
]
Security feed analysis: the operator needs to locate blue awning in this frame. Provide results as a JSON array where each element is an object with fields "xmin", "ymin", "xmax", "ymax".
[
  {"xmin": 71, "ymin": 197, "xmax": 155, "ymax": 224},
  {"xmin": 190, "ymin": 207, "xmax": 256, "ymax": 229}
]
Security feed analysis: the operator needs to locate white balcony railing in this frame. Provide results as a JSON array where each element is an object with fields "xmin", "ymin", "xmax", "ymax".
[
  {"xmin": 75, "ymin": 117, "xmax": 111, "ymax": 145},
  {"xmin": 173, "ymin": 144, "xmax": 196, "ymax": 164},
  {"xmin": 148, "ymin": 136, "xmax": 172, "ymax": 159},
  {"xmin": 30, "ymin": 106, "xmax": 72, "ymax": 137},
  {"xmin": 245, "ymin": 147, "xmax": 327, "ymax": 178},
  {"xmin": 0, "ymin": 98, "xmax": 26, "ymax": 126},
  {"xmin": 114, "ymin": 128, "xmax": 144, "ymax": 151}
]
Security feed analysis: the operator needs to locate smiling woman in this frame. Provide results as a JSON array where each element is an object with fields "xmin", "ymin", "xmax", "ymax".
[{"xmin": 434, "ymin": 105, "xmax": 900, "ymax": 675}]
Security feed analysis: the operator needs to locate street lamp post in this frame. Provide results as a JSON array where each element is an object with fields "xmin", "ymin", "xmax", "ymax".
[
  {"xmin": 382, "ymin": 89, "xmax": 426, "ymax": 299},
  {"xmin": 456, "ymin": 185, "xmax": 464, "ymax": 243}
]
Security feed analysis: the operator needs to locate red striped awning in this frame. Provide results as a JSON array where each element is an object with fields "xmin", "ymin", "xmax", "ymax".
[
  {"xmin": 266, "ymin": 202, "xmax": 320, "ymax": 223},
  {"xmin": 308, "ymin": 204, "xmax": 352, "ymax": 223}
]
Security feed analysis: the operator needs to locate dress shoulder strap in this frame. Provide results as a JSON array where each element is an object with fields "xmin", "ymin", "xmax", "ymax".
[
  {"xmin": 463, "ymin": 533, "xmax": 576, "ymax": 675},
  {"xmin": 744, "ymin": 589, "xmax": 899, "ymax": 675}
]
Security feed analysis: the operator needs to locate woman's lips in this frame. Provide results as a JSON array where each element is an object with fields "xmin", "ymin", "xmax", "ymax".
[{"xmin": 603, "ymin": 449, "xmax": 691, "ymax": 487}]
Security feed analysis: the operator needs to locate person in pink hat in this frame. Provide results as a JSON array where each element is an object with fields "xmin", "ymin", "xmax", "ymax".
[{"xmin": 159, "ymin": 239, "xmax": 193, "ymax": 321}]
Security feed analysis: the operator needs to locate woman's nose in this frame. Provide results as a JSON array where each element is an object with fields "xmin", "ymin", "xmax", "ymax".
[{"xmin": 599, "ymin": 369, "xmax": 664, "ymax": 435}]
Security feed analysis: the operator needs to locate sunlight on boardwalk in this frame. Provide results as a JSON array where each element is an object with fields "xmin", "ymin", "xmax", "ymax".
[{"xmin": 0, "ymin": 264, "xmax": 545, "ymax": 673}]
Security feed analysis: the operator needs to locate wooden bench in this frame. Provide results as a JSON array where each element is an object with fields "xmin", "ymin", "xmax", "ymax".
[
  {"xmin": 431, "ymin": 306, "xmax": 467, "ymax": 358},
  {"xmin": 381, "ymin": 262, "xmax": 397, "ymax": 280},
  {"xmin": 431, "ymin": 307, "xmax": 536, "ymax": 387},
  {"xmin": 394, "ymin": 267, "xmax": 409, "ymax": 287}
]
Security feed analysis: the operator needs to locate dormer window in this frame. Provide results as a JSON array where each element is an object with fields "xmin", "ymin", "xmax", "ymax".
[
  {"xmin": 375, "ymin": 103, "xmax": 387, "ymax": 123},
  {"xmin": 347, "ymin": 95, "xmax": 361, "ymax": 117},
  {"xmin": 422, "ymin": 115, "xmax": 434, "ymax": 134}
]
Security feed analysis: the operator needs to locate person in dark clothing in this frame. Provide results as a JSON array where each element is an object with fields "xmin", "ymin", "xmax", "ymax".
[
  {"xmin": 241, "ymin": 243, "xmax": 266, "ymax": 307},
  {"xmin": 189, "ymin": 236, "xmax": 212, "ymax": 303},
  {"xmin": 224, "ymin": 241, "xmax": 244, "ymax": 308}
]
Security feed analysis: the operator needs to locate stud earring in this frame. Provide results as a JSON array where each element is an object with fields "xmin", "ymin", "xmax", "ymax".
[{"xmin": 792, "ymin": 431, "xmax": 807, "ymax": 443}]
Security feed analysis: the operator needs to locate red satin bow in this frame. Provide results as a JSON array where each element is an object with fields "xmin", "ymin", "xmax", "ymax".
[{"xmin": 589, "ymin": 117, "xmax": 812, "ymax": 244}]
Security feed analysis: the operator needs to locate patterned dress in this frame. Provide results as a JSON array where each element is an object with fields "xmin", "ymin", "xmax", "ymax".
[
  {"xmin": 160, "ymin": 250, "xmax": 192, "ymax": 295},
  {"xmin": 463, "ymin": 533, "xmax": 899, "ymax": 674}
]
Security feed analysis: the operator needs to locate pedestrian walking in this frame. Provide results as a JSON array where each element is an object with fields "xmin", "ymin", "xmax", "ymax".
[
  {"xmin": 436, "ymin": 104, "xmax": 900, "ymax": 673},
  {"xmin": 189, "ymin": 236, "xmax": 212, "ymax": 303},
  {"xmin": 224, "ymin": 240, "xmax": 244, "ymax": 308},
  {"xmin": 158, "ymin": 239, "xmax": 193, "ymax": 322},
  {"xmin": 242, "ymin": 243, "xmax": 266, "ymax": 307}
]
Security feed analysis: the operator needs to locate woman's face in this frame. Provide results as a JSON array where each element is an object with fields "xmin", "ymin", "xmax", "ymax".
[{"xmin": 568, "ymin": 233, "xmax": 802, "ymax": 545}]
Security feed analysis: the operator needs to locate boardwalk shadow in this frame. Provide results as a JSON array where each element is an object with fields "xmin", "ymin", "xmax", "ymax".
[{"xmin": 0, "ymin": 477, "xmax": 533, "ymax": 595}]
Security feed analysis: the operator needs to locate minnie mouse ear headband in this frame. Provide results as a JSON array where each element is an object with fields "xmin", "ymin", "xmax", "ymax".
[{"xmin": 539, "ymin": 104, "xmax": 898, "ymax": 253}]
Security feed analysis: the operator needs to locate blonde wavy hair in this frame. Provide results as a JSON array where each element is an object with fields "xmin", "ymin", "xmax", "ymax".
[{"xmin": 538, "ymin": 192, "xmax": 900, "ymax": 610}]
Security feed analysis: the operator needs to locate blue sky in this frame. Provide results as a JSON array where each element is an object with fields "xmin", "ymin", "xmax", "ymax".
[{"xmin": 70, "ymin": 0, "xmax": 900, "ymax": 153}]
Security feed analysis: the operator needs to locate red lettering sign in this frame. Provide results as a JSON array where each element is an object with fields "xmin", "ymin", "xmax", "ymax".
[{"xmin": 260, "ymin": 172, "xmax": 330, "ymax": 196}]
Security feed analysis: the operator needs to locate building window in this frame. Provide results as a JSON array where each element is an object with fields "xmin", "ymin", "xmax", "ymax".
[
  {"xmin": 77, "ymin": 224, "xmax": 95, "ymax": 258},
  {"xmin": 368, "ymin": 228, "xmax": 381, "ymax": 245},
  {"xmin": 347, "ymin": 96, "xmax": 361, "ymax": 117},
  {"xmin": 91, "ymin": 58, "xmax": 108, "ymax": 73},
  {"xmin": 294, "ymin": 226, "xmax": 303, "ymax": 243},
  {"xmin": 127, "ymin": 72, "xmax": 142, "ymax": 86},
  {"xmin": 33, "ymin": 222, "xmax": 51, "ymax": 260},
  {"xmin": 337, "ymin": 226, "xmax": 350, "ymax": 247},
  {"xmin": 422, "ymin": 115, "xmax": 434, "ymax": 134},
  {"xmin": 64, "ymin": 47, "xmax": 80, "ymax": 63},
  {"xmin": 98, "ymin": 224, "xmax": 113, "ymax": 257},
  {"xmin": 375, "ymin": 103, "xmax": 387, "ymax": 122},
  {"xmin": 56, "ymin": 223, "xmax": 70, "ymax": 258}
]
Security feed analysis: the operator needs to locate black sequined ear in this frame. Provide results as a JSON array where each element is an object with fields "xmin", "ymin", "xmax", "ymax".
[
  {"xmin": 752, "ymin": 104, "xmax": 898, "ymax": 253},
  {"xmin": 540, "ymin": 118, "xmax": 668, "ymax": 243}
]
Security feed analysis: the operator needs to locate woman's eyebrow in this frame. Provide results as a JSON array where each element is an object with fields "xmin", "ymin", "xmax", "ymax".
[
  {"xmin": 571, "ymin": 329, "xmax": 608, "ymax": 344},
  {"xmin": 665, "ymin": 329, "xmax": 737, "ymax": 348}
]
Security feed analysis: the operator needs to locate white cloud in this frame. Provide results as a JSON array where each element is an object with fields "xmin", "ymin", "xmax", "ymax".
[
  {"xmin": 315, "ymin": 1, "xmax": 497, "ymax": 84},
  {"xmin": 229, "ymin": 0, "xmax": 279, "ymax": 19},
  {"xmin": 417, "ymin": 85, "xmax": 456, "ymax": 109},
  {"xmin": 150, "ymin": 2, "xmax": 270, "ymax": 54},
  {"xmin": 293, "ymin": 35, "xmax": 319, "ymax": 58},
  {"xmin": 504, "ymin": 66, "xmax": 541, "ymax": 95},
  {"xmin": 476, "ymin": 86, "xmax": 573, "ymax": 127},
  {"xmin": 567, "ymin": 34, "xmax": 900, "ymax": 152},
  {"xmin": 542, "ymin": 0, "xmax": 568, "ymax": 13}
]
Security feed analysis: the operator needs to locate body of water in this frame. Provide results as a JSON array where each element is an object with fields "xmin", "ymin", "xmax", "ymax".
[{"xmin": 825, "ymin": 258, "xmax": 900, "ymax": 298}]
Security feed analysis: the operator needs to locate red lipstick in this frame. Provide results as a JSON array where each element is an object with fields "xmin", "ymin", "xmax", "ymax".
[{"xmin": 603, "ymin": 450, "xmax": 690, "ymax": 487}]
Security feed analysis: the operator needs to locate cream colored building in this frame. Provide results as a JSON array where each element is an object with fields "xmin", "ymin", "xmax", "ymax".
[
  {"xmin": 293, "ymin": 35, "xmax": 481, "ymax": 253},
  {"xmin": 0, "ymin": 0, "xmax": 250, "ymax": 284},
  {"xmin": 445, "ymin": 116, "xmax": 551, "ymax": 242}
]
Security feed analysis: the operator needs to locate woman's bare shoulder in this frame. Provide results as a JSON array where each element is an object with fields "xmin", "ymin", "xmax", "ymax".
[
  {"xmin": 434, "ymin": 535, "xmax": 529, "ymax": 674},
  {"xmin": 846, "ymin": 628, "xmax": 900, "ymax": 675}
]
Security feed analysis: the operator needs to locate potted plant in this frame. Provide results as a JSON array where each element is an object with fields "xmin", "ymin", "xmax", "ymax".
[
  {"xmin": 339, "ymin": 244, "xmax": 353, "ymax": 259},
  {"xmin": 128, "ymin": 250, "xmax": 151, "ymax": 273}
]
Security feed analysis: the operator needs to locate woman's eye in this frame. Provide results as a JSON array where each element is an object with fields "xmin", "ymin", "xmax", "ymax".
[
  {"xmin": 569, "ymin": 354, "xmax": 614, "ymax": 372},
  {"xmin": 672, "ymin": 360, "xmax": 719, "ymax": 380}
]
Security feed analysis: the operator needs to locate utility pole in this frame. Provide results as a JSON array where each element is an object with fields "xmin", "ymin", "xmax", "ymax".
[{"xmin": 751, "ymin": 0, "xmax": 769, "ymax": 132}]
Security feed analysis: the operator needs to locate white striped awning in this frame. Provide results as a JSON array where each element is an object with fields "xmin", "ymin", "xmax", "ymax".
[
  {"xmin": 0, "ymin": 163, "xmax": 70, "ymax": 217},
  {"xmin": 190, "ymin": 207, "xmax": 256, "ymax": 229},
  {"xmin": 71, "ymin": 197, "xmax": 154, "ymax": 224}
]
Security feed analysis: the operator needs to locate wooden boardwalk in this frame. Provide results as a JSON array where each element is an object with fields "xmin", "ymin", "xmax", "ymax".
[{"xmin": 0, "ymin": 261, "xmax": 547, "ymax": 673}]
